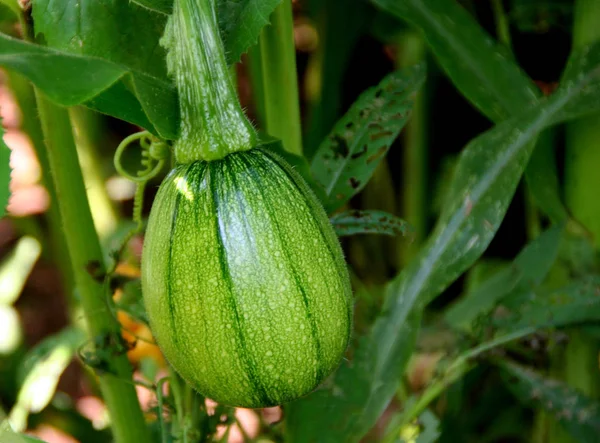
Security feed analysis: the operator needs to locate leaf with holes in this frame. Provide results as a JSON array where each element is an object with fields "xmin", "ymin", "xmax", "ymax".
[
  {"xmin": 500, "ymin": 361, "xmax": 600, "ymax": 441},
  {"xmin": 311, "ymin": 64, "xmax": 425, "ymax": 213},
  {"xmin": 331, "ymin": 210, "xmax": 413, "ymax": 238},
  {"xmin": 0, "ymin": 33, "xmax": 178, "ymax": 139}
]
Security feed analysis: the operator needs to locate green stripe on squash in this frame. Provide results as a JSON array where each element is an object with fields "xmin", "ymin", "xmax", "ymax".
[{"xmin": 142, "ymin": 147, "xmax": 352, "ymax": 408}]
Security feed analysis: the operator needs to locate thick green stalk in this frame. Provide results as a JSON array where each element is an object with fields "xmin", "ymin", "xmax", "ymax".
[
  {"xmin": 397, "ymin": 32, "xmax": 427, "ymax": 266},
  {"xmin": 35, "ymin": 94, "xmax": 150, "ymax": 443},
  {"xmin": 557, "ymin": 0, "xmax": 600, "ymax": 441},
  {"xmin": 255, "ymin": 0, "xmax": 303, "ymax": 155},
  {"xmin": 165, "ymin": 0, "xmax": 257, "ymax": 163},
  {"xmin": 69, "ymin": 107, "xmax": 118, "ymax": 239},
  {"xmin": 565, "ymin": 0, "xmax": 600, "ymax": 247}
]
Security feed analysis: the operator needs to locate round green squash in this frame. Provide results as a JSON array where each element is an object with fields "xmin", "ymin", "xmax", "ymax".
[{"xmin": 141, "ymin": 147, "xmax": 352, "ymax": 408}]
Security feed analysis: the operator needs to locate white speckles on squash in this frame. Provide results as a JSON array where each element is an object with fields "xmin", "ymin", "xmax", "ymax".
[{"xmin": 141, "ymin": 148, "xmax": 352, "ymax": 408}]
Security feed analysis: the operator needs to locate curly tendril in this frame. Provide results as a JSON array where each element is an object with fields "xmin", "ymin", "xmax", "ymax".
[{"xmin": 113, "ymin": 131, "xmax": 169, "ymax": 183}]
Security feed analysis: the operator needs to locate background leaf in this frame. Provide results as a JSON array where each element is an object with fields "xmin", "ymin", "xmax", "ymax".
[
  {"xmin": 552, "ymin": 40, "xmax": 600, "ymax": 123},
  {"xmin": 311, "ymin": 65, "xmax": 425, "ymax": 213},
  {"xmin": 369, "ymin": 0, "xmax": 569, "ymax": 226},
  {"xmin": 495, "ymin": 276, "xmax": 600, "ymax": 331},
  {"xmin": 500, "ymin": 361, "xmax": 600, "ymax": 441},
  {"xmin": 286, "ymin": 36, "xmax": 600, "ymax": 442},
  {"xmin": 331, "ymin": 210, "xmax": 413, "ymax": 238},
  {"xmin": 0, "ymin": 34, "xmax": 178, "ymax": 138},
  {"xmin": 131, "ymin": 0, "xmax": 172, "ymax": 15},
  {"xmin": 9, "ymin": 327, "xmax": 85, "ymax": 432},
  {"xmin": 372, "ymin": 0, "xmax": 539, "ymax": 122},
  {"xmin": 445, "ymin": 224, "xmax": 564, "ymax": 332}
]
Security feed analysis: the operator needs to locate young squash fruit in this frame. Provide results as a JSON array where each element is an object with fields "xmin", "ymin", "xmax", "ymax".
[
  {"xmin": 142, "ymin": 147, "xmax": 352, "ymax": 407},
  {"xmin": 141, "ymin": 0, "xmax": 352, "ymax": 408}
]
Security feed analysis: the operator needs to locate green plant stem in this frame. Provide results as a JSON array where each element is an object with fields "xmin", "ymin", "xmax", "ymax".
[
  {"xmin": 166, "ymin": 0, "xmax": 257, "ymax": 163},
  {"xmin": 491, "ymin": 0, "xmax": 511, "ymax": 49},
  {"xmin": 255, "ymin": 0, "xmax": 303, "ymax": 155},
  {"xmin": 69, "ymin": 107, "xmax": 118, "ymax": 239},
  {"xmin": 34, "ymin": 93, "xmax": 150, "ymax": 443},
  {"xmin": 247, "ymin": 44, "xmax": 266, "ymax": 128},
  {"xmin": 565, "ymin": 0, "xmax": 600, "ymax": 246},
  {"xmin": 557, "ymin": 0, "xmax": 600, "ymax": 441},
  {"xmin": 396, "ymin": 31, "xmax": 427, "ymax": 266}
]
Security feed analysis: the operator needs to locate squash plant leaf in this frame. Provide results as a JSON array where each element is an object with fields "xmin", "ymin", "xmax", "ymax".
[
  {"xmin": 218, "ymin": 0, "xmax": 283, "ymax": 64},
  {"xmin": 286, "ymin": 38, "xmax": 600, "ymax": 442},
  {"xmin": 500, "ymin": 361, "xmax": 600, "ymax": 441},
  {"xmin": 0, "ymin": 34, "xmax": 178, "ymax": 139},
  {"xmin": 445, "ymin": 224, "xmax": 564, "ymax": 332},
  {"xmin": 32, "ymin": 0, "xmax": 168, "ymax": 79},
  {"xmin": 0, "ymin": 118, "xmax": 10, "ymax": 219},
  {"xmin": 311, "ymin": 64, "xmax": 425, "ymax": 214},
  {"xmin": 331, "ymin": 210, "xmax": 413, "ymax": 238},
  {"xmin": 494, "ymin": 276, "xmax": 600, "ymax": 331}
]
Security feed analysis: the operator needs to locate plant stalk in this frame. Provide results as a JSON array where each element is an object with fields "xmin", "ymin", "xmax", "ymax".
[
  {"xmin": 34, "ymin": 93, "xmax": 150, "ymax": 443},
  {"xmin": 397, "ymin": 32, "xmax": 427, "ymax": 266},
  {"xmin": 255, "ymin": 0, "xmax": 303, "ymax": 155},
  {"xmin": 165, "ymin": 0, "xmax": 257, "ymax": 163},
  {"xmin": 247, "ymin": 43, "xmax": 266, "ymax": 128},
  {"xmin": 556, "ymin": 0, "xmax": 600, "ymax": 441},
  {"xmin": 69, "ymin": 107, "xmax": 119, "ymax": 239}
]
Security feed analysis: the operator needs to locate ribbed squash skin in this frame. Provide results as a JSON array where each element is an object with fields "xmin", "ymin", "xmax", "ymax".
[{"xmin": 141, "ymin": 148, "xmax": 352, "ymax": 408}]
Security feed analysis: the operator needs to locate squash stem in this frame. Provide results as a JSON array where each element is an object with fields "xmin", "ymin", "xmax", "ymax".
[
  {"xmin": 34, "ymin": 93, "xmax": 151, "ymax": 443},
  {"xmin": 166, "ymin": 0, "xmax": 258, "ymax": 163},
  {"xmin": 255, "ymin": 0, "xmax": 303, "ymax": 155}
]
